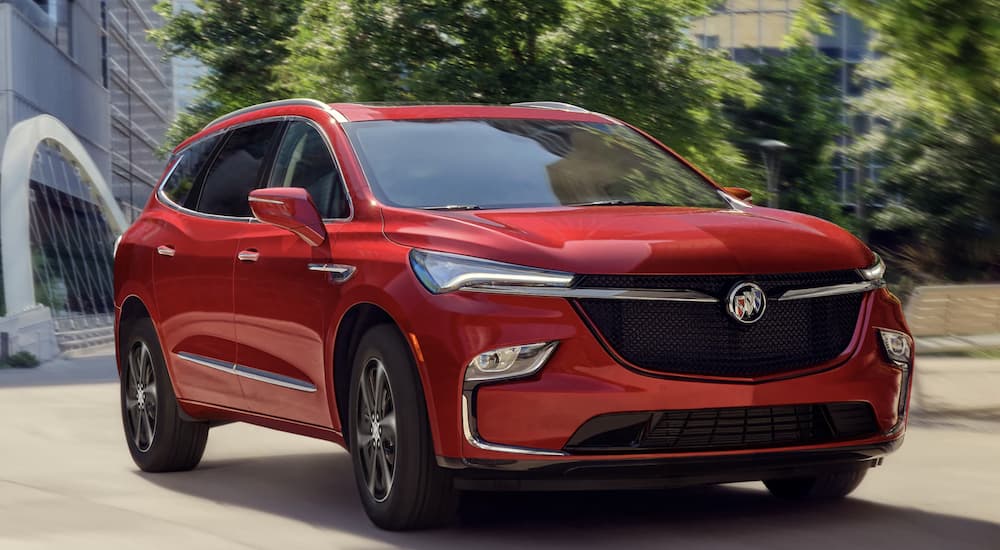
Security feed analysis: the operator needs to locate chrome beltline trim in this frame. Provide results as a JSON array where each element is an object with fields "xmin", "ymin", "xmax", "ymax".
[
  {"xmin": 462, "ymin": 286, "xmax": 719, "ymax": 303},
  {"xmin": 176, "ymin": 352, "xmax": 235, "ymax": 374},
  {"xmin": 778, "ymin": 281, "xmax": 884, "ymax": 301},
  {"xmin": 175, "ymin": 352, "xmax": 316, "ymax": 393},
  {"xmin": 234, "ymin": 364, "xmax": 317, "ymax": 393},
  {"xmin": 462, "ymin": 393, "xmax": 568, "ymax": 456}
]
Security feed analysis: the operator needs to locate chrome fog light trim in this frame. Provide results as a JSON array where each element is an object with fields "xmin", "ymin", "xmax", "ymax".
[{"xmin": 465, "ymin": 342, "xmax": 559, "ymax": 383}]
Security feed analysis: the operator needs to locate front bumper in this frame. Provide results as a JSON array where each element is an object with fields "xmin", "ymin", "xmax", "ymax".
[
  {"xmin": 440, "ymin": 439, "xmax": 901, "ymax": 491},
  {"xmin": 407, "ymin": 284, "xmax": 912, "ymax": 467}
]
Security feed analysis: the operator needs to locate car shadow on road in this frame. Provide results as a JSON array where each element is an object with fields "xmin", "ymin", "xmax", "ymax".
[{"xmin": 138, "ymin": 450, "xmax": 1000, "ymax": 549}]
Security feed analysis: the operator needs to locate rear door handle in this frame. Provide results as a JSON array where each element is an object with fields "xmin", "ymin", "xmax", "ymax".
[
  {"xmin": 237, "ymin": 249, "xmax": 260, "ymax": 262},
  {"xmin": 156, "ymin": 245, "xmax": 175, "ymax": 257}
]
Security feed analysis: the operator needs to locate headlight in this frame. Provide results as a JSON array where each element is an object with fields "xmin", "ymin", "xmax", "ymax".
[
  {"xmin": 112, "ymin": 234, "xmax": 123, "ymax": 258},
  {"xmin": 409, "ymin": 249, "xmax": 573, "ymax": 294},
  {"xmin": 465, "ymin": 342, "xmax": 558, "ymax": 383},
  {"xmin": 860, "ymin": 253, "xmax": 886, "ymax": 282},
  {"xmin": 878, "ymin": 329, "xmax": 913, "ymax": 367}
]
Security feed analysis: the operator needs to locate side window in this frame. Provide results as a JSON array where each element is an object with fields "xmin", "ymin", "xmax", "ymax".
[
  {"xmin": 160, "ymin": 135, "xmax": 221, "ymax": 209},
  {"xmin": 268, "ymin": 121, "xmax": 349, "ymax": 218},
  {"xmin": 196, "ymin": 121, "xmax": 281, "ymax": 217}
]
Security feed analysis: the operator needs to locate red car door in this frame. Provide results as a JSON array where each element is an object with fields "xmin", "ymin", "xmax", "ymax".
[
  {"xmin": 150, "ymin": 133, "xmax": 244, "ymax": 408},
  {"xmin": 233, "ymin": 119, "xmax": 352, "ymax": 426}
]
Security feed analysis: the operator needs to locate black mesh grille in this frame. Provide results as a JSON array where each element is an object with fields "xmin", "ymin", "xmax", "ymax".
[
  {"xmin": 575, "ymin": 270, "xmax": 862, "ymax": 295},
  {"xmin": 565, "ymin": 402, "xmax": 879, "ymax": 454},
  {"xmin": 575, "ymin": 271, "xmax": 864, "ymax": 378}
]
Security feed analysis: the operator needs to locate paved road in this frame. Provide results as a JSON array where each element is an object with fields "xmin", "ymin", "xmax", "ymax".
[{"xmin": 1, "ymin": 355, "xmax": 998, "ymax": 549}]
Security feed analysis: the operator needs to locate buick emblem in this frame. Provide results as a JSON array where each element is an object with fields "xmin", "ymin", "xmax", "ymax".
[{"xmin": 726, "ymin": 282, "xmax": 766, "ymax": 324}]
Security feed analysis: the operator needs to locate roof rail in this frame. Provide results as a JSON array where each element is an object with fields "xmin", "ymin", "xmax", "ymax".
[
  {"xmin": 510, "ymin": 101, "xmax": 589, "ymax": 113},
  {"xmin": 204, "ymin": 98, "xmax": 340, "ymax": 130}
]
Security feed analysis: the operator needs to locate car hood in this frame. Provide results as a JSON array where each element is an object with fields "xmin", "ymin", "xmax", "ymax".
[{"xmin": 380, "ymin": 205, "xmax": 874, "ymax": 275}]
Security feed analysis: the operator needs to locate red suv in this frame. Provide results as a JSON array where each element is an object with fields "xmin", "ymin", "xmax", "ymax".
[{"xmin": 114, "ymin": 99, "xmax": 913, "ymax": 530}]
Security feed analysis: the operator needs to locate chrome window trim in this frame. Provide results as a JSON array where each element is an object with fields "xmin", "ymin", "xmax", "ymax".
[
  {"xmin": 777, "ymin": 280, "xmax": 885, "ymax": 301},
  {"xmin": 462, "ymin": 286, "xmax": 719, "ymax": 303},
  {"xmin": 461, "ymin": 393, "xmax": 568, "ymax": 456},
  {"xmin": 157, "ymin": 116, "xmax": 289, "ymax": 223},
  {"xmin": 267, "ymin": 115, "xmax": 355, "ymax": 223}
]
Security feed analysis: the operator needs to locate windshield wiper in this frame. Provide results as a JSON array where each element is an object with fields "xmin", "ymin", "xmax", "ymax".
[
  {"xmin": 422, "ymin": 204, "xmax": 482, "ymax": 211},
  {"xmin": 568, "ymin": 200, "xmax": 675, "ymax": 207}
]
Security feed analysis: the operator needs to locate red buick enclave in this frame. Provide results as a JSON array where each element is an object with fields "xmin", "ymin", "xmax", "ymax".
[{"xmin": 113, "ymin": 99, "xmax": 914, "ymax": 530}]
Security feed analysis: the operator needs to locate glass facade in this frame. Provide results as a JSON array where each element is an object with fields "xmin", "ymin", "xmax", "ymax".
[
  {"xmin": 28, "ymin": 142, "xmax": 116, "ymax": 326},
  {"xmin": 104, "ymin": 0, "xmax": 174, "ymax": 220}
]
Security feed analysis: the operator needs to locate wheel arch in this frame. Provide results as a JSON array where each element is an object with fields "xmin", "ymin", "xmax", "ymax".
[{"xmin": 331, "ymin": 301, "xmax": 431, "ymax": 451}]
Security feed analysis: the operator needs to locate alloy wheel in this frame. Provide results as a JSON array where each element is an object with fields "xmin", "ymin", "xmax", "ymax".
[
  {"xmin": 125, "ymin": 341, "xmax": 157, "ymax": 452},
  {"xmin": 356, "ymin": 357, "xmax": 397, "ymax": 503}
]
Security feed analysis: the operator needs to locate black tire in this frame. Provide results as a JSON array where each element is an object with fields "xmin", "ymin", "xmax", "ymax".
[
  {"xmin": 764, "ymin": 466, "xmax": 869, "ymax": 500},
  {"xmin": 119, "ymin": 316, "xmax": 208, "ymax": 472},
  {"xmin": 348, "ymin": 324, "xmax": 458, "ymax": 530}
]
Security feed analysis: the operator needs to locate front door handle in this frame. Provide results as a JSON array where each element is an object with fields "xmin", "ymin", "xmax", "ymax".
[
  {"xmin": 237, "ymin": 249, "xmax": 260, "ymax": 262},
  {"xmin": 156, "ymin": 245, "xmax": 175, "ymax": 257}
]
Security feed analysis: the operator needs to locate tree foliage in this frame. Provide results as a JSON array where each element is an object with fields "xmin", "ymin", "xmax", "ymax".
[
  {"xmin": 800, "ymin": 0, "xmax": 999, "ymax": 126},
  {"xmin": 729, "ymin": 45, "xmax": 845, "ymax": 221},
  {"xmin": 278, "ymin": 0, "xmax": 760, "ymax": 183},
  {"xmin": 797, "ymin": 1, "xmax": 1000, "ymax": 281},
  {"xmin": 150, "ymin": 0, "xmax": 304, "ymax": 150}
]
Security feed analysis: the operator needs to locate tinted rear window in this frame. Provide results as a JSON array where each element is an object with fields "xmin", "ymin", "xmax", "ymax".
[
  {"xmin": 343, "ymin": 119, "xmax": 728, "ymax": 210},
  {"xmin": 161, "ymin": 135, "xmax": 221, "ymax": 209}
]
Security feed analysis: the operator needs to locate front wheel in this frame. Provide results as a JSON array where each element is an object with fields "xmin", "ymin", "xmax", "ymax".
[
  {"xmin": 764, "ymin": 467, "xmax": 869, "ymax": 500},
  {"xmin": 120, "ymin": 316, "xmax": 208, "ymax": 472},
  {"xmin": 348, "ymin": 325, "xmax": 457, "ymax": 530}
]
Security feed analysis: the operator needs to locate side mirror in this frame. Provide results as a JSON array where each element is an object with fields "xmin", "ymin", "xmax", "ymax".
[
  {"xmin": 248, "ymin": 188, "xmax": 327, "ymax": 246},
  {"xmin": 722, "ymin": 186, "xmax": 753, "ymax": 204}
]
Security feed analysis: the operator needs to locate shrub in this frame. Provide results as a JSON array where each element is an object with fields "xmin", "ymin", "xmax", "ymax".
[{"xmin": 6, "ymin": 351, "xmax": 40, "ymax": 368}]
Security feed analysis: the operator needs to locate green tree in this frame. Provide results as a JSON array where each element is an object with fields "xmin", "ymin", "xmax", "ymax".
[
  {"xmin": 729, "ymin": 45, "xmax": 845, "ymax": 221},
  {"xmin": 800, "ymin": 0, "xmax": 999, "ymax": 127},
  {"xmin": 279, "ymin": 0, "xmax": 760, "ymax": 183},
  {"xmin": 151, "ymin": 0, "xmax": 304, "ymax": 149},
  {"xmin": 796, "ymin": 1, "xmax": 1000, "ymax": 280}
]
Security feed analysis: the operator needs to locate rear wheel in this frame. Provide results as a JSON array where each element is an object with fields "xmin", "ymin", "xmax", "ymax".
[
  {"xmin": 120, "ymin": 316, "xmax": 208, "ymax": 472},
  {"xmin": 348, "ymin": 324, "xmax": 457, "ymax": 530},
  {"xmin": 764, "ymin": 467, "xmax": 869, "ymax": 500}
]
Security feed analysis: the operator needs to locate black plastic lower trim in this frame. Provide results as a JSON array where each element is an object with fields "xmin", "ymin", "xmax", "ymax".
[{"xmin": 439, "ymin": 438, "xmax": 902, "ymax": 491}]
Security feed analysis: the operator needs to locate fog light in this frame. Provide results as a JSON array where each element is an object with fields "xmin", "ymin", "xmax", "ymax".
[
  {"xmin": 878, "ymin": 329, "xmax": 913, "ymax": 367},
  {"xmin": 465, "ymin": 342, "xmax": 558, "ymax": 383}
]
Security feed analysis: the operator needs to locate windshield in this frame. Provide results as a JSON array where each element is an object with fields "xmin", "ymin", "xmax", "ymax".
[{"xmin": 343, "ymin": 118, "xmax": 730, "ymax": 210}]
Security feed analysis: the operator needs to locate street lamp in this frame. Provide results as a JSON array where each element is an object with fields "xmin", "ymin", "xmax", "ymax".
[{"xmin": 757, "ymin": 139, "xmax": 789, "ymax": 208}]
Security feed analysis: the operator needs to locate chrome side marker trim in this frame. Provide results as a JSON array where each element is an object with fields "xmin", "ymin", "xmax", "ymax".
[
  {"xmin": 308, "ymin": 263, "xmax": 356, "ymax": 282},
  {"xmin": 462, "ymin": 393, "xmax": 567, "ymax": 456},
  {"xmin": 234, "ymin": 364, "xmax": 317, "ymax": 393},
  {"xmin": 176, "ymin": 352, "xmax": 234, "ymax": 374},
  {"xmin": 778, "ymin": 281, "xmax": 884, "ymax": 301},
  {"xmin": 463, "ymin": 286, "xmax": 718, "ymax": 303},
  {"xmin": 175, "ymin": 352, "xmax": 316, "ymax": 392}
]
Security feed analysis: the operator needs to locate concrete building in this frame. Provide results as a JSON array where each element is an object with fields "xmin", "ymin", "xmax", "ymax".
[
  {"xmin": 692, "ymin": 1, "xmax": 879, "ymax": 205},
  {"xmin": 104, "ymin": 0, "xmax": 174, "ymax": 220},
  {"xmin": 0, "ymin": 0, "xmax": 171, "ymax": 358}
]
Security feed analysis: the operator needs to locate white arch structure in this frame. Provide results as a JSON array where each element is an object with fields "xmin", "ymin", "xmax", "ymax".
[{"xmin": 1, "ymin": 114, "xmax": 128, "ymax": 314}]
